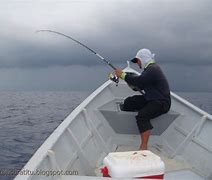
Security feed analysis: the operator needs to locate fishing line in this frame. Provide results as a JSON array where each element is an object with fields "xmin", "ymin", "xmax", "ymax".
[{"xmin": 36, "ymin": 30, "xmax": 117, "ymax": 70}]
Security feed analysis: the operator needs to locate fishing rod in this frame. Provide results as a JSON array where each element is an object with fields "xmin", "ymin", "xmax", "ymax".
[
  {"xmin": 36, "ymin": 30, "xmax": 117, "ymax": 70},
  {"xmin": 36, "ymin": 30, "xmax": 119, "ymax": 84}
]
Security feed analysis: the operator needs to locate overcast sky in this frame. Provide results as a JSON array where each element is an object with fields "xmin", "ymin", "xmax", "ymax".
[{"xmin": 0, "ymin": 0, "xmax": 211, "ymax": 91}]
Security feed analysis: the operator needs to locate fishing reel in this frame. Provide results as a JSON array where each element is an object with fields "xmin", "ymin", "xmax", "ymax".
[
  {"xmin": 108, "ymin": 72, "xmax": 119, "ymax": 86},
  {"xmin": 108, "ymin": 71, "xmax": 142, "ymax": 93}
]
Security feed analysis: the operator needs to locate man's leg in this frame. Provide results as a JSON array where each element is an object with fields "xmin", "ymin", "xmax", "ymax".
[
  {"xmin": 123, "ymin": 95, "xmax": 147, "ymax": 112},
  {"xmin": 140, "ymin": 130, "xmax": 151, "ymax": 150},
  {"xmin": 136, "ymin": 101, "xmax": 164, "ymax": 150}
]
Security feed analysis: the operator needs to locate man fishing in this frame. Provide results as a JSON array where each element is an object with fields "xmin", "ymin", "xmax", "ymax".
[
  {"xmin": 115, "ymin": 48, "xmax": 171, "ymax": 150},
  {"xmin": 37, "ymin": 31, "xmax": 171, "ymax": 150}
]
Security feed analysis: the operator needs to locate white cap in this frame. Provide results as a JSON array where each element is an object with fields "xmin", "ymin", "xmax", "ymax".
[{"xmin": 135, "ymin": 48, "xmax": 155, "ymax": 68}]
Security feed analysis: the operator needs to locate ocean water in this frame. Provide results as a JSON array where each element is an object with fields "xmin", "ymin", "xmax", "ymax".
[
  {"xmin": 0, "ymin": 91, "xmax": 89, "ymax": 180},
  {"xmin": 0, "ymin": 91, "xmax": 211, "ymax": 180},
  {"xmin": 177, "ymin": 92, "xmax": 212, "ymax": 115}
]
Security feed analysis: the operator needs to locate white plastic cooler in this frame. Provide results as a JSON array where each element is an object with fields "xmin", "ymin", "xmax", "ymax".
[{"xmin": 102, "ymin": 150, "xmax": 165, "ymax": 179}]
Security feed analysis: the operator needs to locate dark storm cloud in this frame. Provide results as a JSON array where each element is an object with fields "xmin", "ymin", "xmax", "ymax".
[
  {"xmin": 0, "ymin": 0, "xmax": 212, "ymax": 91},
  {"xmin": 0, "ymin": 65, "xmax": 111, "ymax": 91},
  {"xmin": 1, "ymin": 0, "xmax": 212, "ymax": 68}
]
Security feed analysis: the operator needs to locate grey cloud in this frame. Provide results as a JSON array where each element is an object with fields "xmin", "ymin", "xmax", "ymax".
[
  {"xmin": 161, "ymin": 64, "xmax": 212, "ymax": 92},
  {"xmin": 0, "ymin": 0, "xmax": 212, "ymax": 68},
  {"xmin": 0, "ymin": 63, "xmax": 210, "ymax": 92},
  {"xmin": 0, "ymin": 0, "xmax": 212, "ymax": 91},
  {"xmin": 0, "ymin": 65, "xmax": 117, "ymax": 91}
]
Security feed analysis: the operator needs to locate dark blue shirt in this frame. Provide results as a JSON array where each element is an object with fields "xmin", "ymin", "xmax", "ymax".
[{"xmin": 125, "ymin": 63, "xmax": 171, "ymax": 106}]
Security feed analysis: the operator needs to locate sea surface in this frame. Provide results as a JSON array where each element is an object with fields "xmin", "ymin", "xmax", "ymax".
[
  {"xmin": 0, "ymin": 91, "xmax": 211, "ymax": 180},
  {"xmin": 0, "ymin": 91, "xmax": 89, "ymax": 180}
]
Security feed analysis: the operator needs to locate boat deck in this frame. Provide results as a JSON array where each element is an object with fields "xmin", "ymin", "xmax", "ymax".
[
  {"xmin": 94, "ymin": 135, "xmax": 204, "ymax": 180},
  {"xmin": 14, "ymin": 68, "xmax": 212, "ymax": 180}
]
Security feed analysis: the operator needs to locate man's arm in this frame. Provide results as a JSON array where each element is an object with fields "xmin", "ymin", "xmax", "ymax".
[{"xmin": 115, "ymin": 68, "xmax": 155, "ymax": 90}]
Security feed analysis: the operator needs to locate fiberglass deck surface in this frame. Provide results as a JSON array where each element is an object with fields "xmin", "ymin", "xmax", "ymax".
[
  {"xmin": 115, "ymin": 144, "xmax": 191, "ymax": 173},
  {"xmin": 94, "ymin": 135, "xmax": 204, "ymax": 180}
]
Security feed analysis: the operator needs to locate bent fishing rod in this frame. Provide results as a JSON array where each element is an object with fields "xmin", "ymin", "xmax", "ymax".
[{"xmin": 36, "ymin": 30, "xmax": 117, "ymax": 70}]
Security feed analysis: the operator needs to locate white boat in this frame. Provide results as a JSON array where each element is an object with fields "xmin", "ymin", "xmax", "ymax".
[{"xmin": 15, "ymin": 63, "xmax": 212, "ymax": 180}]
